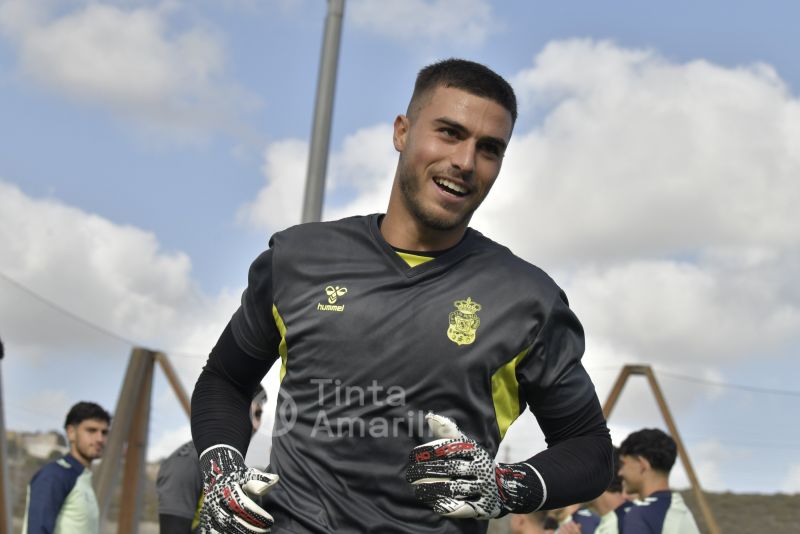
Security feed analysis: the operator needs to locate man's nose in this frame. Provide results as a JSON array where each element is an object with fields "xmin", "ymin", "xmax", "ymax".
[{"xmin": 450, "ymin": 141, "xmax": 476, "ymax": 175}]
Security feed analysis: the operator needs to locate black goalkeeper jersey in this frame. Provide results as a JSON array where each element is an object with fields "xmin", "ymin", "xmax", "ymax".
[{"xmin": 215, "ymin": 214, "xmax": 604, "ymax": 533}]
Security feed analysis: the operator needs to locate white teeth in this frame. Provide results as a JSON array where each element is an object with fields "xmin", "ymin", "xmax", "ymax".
[{"xmin": 435, "ymin": 177, "xmax": 467, "ymax": 194}]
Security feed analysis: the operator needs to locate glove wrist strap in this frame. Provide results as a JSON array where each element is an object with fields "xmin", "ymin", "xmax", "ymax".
[
  {"xmin": 496, "ymin": 462, "xmax": 546, "ymax": 514},
  {"xmin": 199, "ymin": 444, "xmax": 246, "ymax": 488}
]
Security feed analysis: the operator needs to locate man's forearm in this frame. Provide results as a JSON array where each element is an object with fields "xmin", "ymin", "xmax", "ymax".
[
  {"xmin": 525, "ymin": 430, "xmax": 613, "ymax": 509},
  {"xmin": 191, "ymin": 322, "xmax": 270, "ymax": 455}
]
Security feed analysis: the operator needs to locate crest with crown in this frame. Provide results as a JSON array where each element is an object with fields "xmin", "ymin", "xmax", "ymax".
[{"xmin": 453, "ymin": 297, "xmax": 482, "ymax": 315}]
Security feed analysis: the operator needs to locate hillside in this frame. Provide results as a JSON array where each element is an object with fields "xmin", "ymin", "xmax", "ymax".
[{"xmin": 488, "ymin": 490, "xmax": 800, "ymax": 533}]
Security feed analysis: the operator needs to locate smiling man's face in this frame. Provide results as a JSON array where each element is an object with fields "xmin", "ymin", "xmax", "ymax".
[{"xmin": 392, "ymin": 85, "xmax": 513, "ymax": 237}]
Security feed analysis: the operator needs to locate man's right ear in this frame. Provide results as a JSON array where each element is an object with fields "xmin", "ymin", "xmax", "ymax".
[{"xmin": 393, "ymin": 114, "xmax": 409, "ymax": 151}]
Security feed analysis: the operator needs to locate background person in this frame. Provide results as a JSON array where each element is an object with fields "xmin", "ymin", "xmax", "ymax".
[
  {"xmin": 510, "ymin": 511, "xmax": 552, "ymax": 534},
  {"xmin": 545, "ymin": 504, "xmax": 598, "ymax": 534},
  {"xmin": 618, "ymin": 428, "xmax": 700, "ymax": 534},
  {"xmin": 22, "ymin": 401, "xmax": 110, "ymax": 534},
  {"xmin": 589, "ymin": 446, "xmax": 630, "ymax": 534}
]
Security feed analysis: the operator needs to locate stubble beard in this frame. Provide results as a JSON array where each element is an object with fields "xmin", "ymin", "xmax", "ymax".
[
  {"xmin": 397, "ymin": 162, "xmax": 475, "ymax": 232},
  {"xmin": 77, "ymin": 443, "xmax": 102, "ymax": 463}
]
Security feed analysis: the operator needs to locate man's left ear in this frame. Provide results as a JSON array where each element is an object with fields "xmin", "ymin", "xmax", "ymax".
[
  {"xmin": 638, "ymin": 456, "xmax": 651, "ymax": 473},
  {"xmin": 393, "ymin": 114, "xmax": 409, "ymax": 152}
]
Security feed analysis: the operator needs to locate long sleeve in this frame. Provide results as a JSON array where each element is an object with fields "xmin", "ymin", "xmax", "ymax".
[
  {"xmin": 526, "ymin": 394, "xmax": 613, "ymax": 508},
  {"xmin": 516, "ymin": 289, "xmax": 613, "ymax": 509},
  {"xmin": 24, "ymin": 465, "xmax": 73, "ymax": 533},
  {"xmin": 191, "ymin": 322, "xmax": 273, "ymax": 455}
]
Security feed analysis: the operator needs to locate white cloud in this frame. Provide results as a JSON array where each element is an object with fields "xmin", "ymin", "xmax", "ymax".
[
  {"xmin": 471, "ymin": 39, "xmax": 800, "ymax": 380},
  {"xmin": 669, "ymin": 439, "xmax": 738, "ymax": 492},
  {"xmin": 781, "ymin": 464, "xmax": 800, "ymax": 494},
  {"xmin": 0, "ymin": 180, "xmax": 239, "ymax": 392},
  {"xmin": 237, "ymin": 138, "xmax": 308, "ymax": 231},
  {"xmin": 488, "ymin": 39, "xmax": 800, "ymax": 266},
  {"xmin": 325, "ymin": 123, "xmax": 396, "ymax": 219},
  {"xmin": 0, "ymin": 0, "xmax": 259, "ymax": 137},
  {"xmin": 349, "ymin": 0, "xmax": 498, "ymax": 47},
  {"xmin": 570, "ymin": 259, "xmax": 799, "ymax": 368},
  {"xmin": 239, "ymin": 123, "xmax": 396, "ymax": 232}
]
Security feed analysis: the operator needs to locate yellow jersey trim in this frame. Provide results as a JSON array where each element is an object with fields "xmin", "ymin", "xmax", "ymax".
[
  {"xmin": 491, "ymin": 347, "xmax": 530, "ymax": 440},
  {"xmin": 192, "ymin": 493, "xmax": 204, "ymax": 531},
  {"xmin": 272, "ymin": 304, "xmax": 288, "ymax": 383},
  {"xmin": 396, "ymin": 251, "xmax": 435, "ymax": 268}
]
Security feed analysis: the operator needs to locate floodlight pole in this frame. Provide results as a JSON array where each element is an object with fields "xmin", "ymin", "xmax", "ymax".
[{"xmin": 301, "ymin": 0, "xmax": 345, "ymax": 223}]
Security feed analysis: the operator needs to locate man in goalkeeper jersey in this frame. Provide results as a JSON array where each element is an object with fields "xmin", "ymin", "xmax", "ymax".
[{"xmin": 191, "ymin": 58, "xmax": 613, "ymax": 533}]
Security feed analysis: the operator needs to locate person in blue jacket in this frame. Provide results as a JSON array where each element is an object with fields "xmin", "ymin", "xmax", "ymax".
[
  {"xmin": 618, "ymin": 429, "xmax": 700, "ymax": 534},
  {"xmin": 22, "ymin": 401, "xmax": 110, "ymax": 533}
]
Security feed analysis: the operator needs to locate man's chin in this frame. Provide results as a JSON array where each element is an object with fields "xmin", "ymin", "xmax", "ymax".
[{"xmin": 417, "ymin": 206, "xmax": 472, "ymax": 233}]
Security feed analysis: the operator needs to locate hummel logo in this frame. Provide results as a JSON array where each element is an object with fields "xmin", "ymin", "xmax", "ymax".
[
  {"xmin": 325, "ymin": 285, "xmax": 348, "ymax": 304},
  {"xmin": 318, "ymin": 285, "xmax": 347, "ymax": 312}
]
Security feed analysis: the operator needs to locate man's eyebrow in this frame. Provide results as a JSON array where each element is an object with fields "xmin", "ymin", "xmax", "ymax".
[{"xmin": 433, "ymin": 117, "xmax": 507, "ymax": 151}]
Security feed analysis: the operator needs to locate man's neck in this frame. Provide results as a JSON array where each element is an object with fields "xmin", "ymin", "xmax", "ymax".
[
  {"xmin": 594, "ymin": 493, "xmax": 626, "ymax": 516},
  {"xmin": 640, "ymin": 476, "xmax": 670, "ymax": 498},
  {"xmin": 69, "ymin": 448, "xmax": 91, "ymax": 469},
  {"xmin": 380, "ymin": 210, "xmax": 467, "ymax": 251}
]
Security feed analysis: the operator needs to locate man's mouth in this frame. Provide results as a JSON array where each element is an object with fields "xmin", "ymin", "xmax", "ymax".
[{"xmin": 433, "ymin": 176, "xmax": 468, "ymax": 197}]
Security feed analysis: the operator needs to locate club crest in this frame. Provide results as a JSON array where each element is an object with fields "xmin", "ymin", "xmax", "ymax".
[{"xmin": 447, "ymin": 297, "xmax": 482, "ymax": 346}]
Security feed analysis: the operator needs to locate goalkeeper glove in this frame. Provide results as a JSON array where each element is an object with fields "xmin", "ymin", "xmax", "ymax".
[
  {"xmin": 406, "ymin": 412, "xmax": 544, "ymax": 519},
  {"xmin": 199, "ymin": 445, "xmax": 279, "ymax": 534}
]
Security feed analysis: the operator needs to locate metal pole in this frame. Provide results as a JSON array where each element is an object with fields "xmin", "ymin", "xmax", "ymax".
[{"xmin": 301, "ymin": 0, "xmax": 345, "ymax": 223}]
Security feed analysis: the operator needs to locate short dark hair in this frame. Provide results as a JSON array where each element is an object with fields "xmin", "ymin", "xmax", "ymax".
[
  {"xmin": 607, "ymin": 447, "xmax": 623, "ymax": 493},
  {"xmin": 64, "ymin": 401, "xmax": 111, "ymax": 429},
  {"xmin": 408, "ymin": 58, "xmax": 517, "ymax": 124},
  {"xmin": 619, "ymin": 428, "xmax": 677, "ymax": 474},
  {"xmin": 252, "ymin": 384, "xmax": 267, "ymax": 404}
]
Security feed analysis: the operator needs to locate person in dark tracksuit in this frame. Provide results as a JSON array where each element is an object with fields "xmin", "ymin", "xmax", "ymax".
[{"xmin": 618, "ymin": 429, "xmax": 700, "ymax": 533}]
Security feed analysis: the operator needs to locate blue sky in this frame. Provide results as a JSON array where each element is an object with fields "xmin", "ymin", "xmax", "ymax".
[{"xmin": 1, "ymin": 0, "xmax": 799, "ymax": 496}]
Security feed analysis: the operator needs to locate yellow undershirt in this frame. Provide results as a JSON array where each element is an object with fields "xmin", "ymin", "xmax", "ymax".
[{"xmin": 396, "ymin": 251, "xmax": 435, "ymax": 268}]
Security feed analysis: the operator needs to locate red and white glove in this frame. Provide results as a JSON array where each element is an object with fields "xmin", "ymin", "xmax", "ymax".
[
  {"xmin": 199, "ymin": 445, "xmax": 279, "ymax": 534},
  {"xmin": 406, "ymin": 413, "xmax": 543, "ymax": 519}
]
